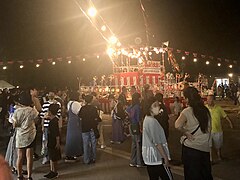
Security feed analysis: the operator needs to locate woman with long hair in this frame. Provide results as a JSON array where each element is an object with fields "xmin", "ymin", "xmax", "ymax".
[{"xmin": 175, "ymin": 87, "xmax": 213, "ymax": 180}]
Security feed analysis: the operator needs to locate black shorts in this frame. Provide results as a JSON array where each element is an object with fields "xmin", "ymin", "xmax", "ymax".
[{"xmin": 48, "ymin": 147, "xmax": 61, "ymax": 162}]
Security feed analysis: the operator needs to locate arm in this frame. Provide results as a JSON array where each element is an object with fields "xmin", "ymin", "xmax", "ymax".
[
  {"xmin": 156, "ymin": 144, "xmax": 169, "ymax": 166},
  {"xmin": 175, "ymin": 112, "xmax": 195, "ymax": 141},
  {"xmin": 55, "ymin": 136, "xmax": 60, "ymax": 149},
  {"xmin": 225, "ymin": 116, "xmax": 233, "ymax": 128}
]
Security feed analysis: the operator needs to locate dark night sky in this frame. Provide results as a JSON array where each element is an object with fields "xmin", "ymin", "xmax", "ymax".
[{"xmin": 0, "ymin": 0, "xmax": 240, "ymax": 87}]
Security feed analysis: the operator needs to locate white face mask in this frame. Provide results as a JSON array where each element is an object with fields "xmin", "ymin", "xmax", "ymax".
[{"xmin": 151, "ymin": 106, "xmax": 160, "ymax": 115}]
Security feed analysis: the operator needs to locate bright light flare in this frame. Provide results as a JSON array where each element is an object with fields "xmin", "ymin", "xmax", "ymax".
[
  {"xmin": 218, "ymin": 63, "xmax": 221, "ymax": 66},
  {"xmin": 88, "ymin": 7, "xmax": 97, "ymax": 17},
  {"xmin": 193, "ymin": 58, "xmax": 197, "ymax": 62},
  {"xmin": 107, "ymin": 47, "xmax": 115, "ymax": 57},
  {"xmin": 68, "ymin": 60, "xmax": 71, "ymax": 64},
  {"xmin": 20, "ymin": 65, "xmax": 24, "ymax": 69},
  {"xmin": 83, "ymin": 58, "xmax": 86, "ymax": 61},
  {"xmin": 52, "ymin": 62, "xmax": 56, "ymax": 65},
  {"xmin": 36, "ymin": 64, "xmax": 40, "ymax": 67},
  {"xmin": 109, "ymin": 36, "xmax": 118, "ymax": 44},
  {"xmin": 206, "ymin": 61, "xmax": 210, "ymax": 65},
  {"xmin": 182, "ymin": 56, "xmax": 186, "ymax": 60},
  {"xmin": 101, "ymin": 25, "xmax": 106, "ymax": 31},
  {"xmin": 228, "ymin": 73, "xmax": 233, "ymax": 78},
  {"xmin": 229, "ymin": 64, "xmax": 233, "ymax": 68},
  {"xmin": 3, "ymin": 66, "xmax": 7, "ymax": 70}
]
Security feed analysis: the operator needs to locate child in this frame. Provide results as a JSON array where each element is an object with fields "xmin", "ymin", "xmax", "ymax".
[{"xmin": 44, "ymin": 104, "xmax": 61, "ymax": 179}]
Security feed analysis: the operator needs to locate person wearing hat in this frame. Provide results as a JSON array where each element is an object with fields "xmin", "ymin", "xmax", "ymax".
[
  {"xmin": 206, "ymin": 94, "xmax": 233, "ymax": 162},
  {"xmin": 12, "ymin": 91, "xmax": 39, "ymax": 180}
]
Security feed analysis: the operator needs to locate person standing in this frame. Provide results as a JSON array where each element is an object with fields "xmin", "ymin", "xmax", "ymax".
[
  {"xmin": 154, "ymin": 93, "xmax": 170, "ymax": 140},
  {"xmin": 44, "ymin": 104, "xmax": 61, "ymax": 179},
  {"xmin": 142, "ymin": 97, "xmax": 173, "ymax": 180},
  {"xmin": 40, "ymin": 90, "xmax": 61, "ymax": 165},
  {"xmin": 65, "ymin": 91, "xmax": 83, "ymax": 162},
  {"xmin": 13, "ymin": 91, "xmax": 39, "ymax": 180},
  {"xmin": 78, "ymin": 95, "xmax": 101, "ymax": 164},
  {"xmin": 206, "ymin": 95, "xmax": 233, "ymax": 161},
  {"xmin": 126, "ymin": 92, "xmax": 144, "ymax": 167},
  {"xmin": 175, "ymin": 87, "xmax": 213, "ymax": 180},
  {"xmin": 118, "ymin": 86, "xmax": 128, "ymax": 106},
  {"xmin": 29, "ymin": 87, "xmax": 42, "ymax": 160},
  {"xmin": 111, "ymin": 100, "xmax": 126, "ymax": 144}
]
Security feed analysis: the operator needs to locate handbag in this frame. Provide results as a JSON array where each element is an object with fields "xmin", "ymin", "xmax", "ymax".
[
  {"xmin": 130, "ymin": 123, "xmax": 140, "ymax": 135},
  {"xmin": 93, "ymin": 128, "xmax": 100, "ymax": 139}
]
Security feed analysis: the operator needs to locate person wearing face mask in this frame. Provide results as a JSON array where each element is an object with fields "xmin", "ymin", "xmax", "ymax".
[{"xmin": 142, "ymin": 97, "xmax": 172, "ymax": 180}]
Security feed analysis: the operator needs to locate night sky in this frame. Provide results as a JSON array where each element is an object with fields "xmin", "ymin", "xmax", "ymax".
[{"xmin": 0, "ymin": 0, "xmax": 240, "ymax": 87}]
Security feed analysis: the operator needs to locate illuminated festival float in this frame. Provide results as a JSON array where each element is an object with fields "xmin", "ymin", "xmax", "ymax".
[{"xmin": 74, "ymin": 1, "xmax": 234, "ymax": 113}]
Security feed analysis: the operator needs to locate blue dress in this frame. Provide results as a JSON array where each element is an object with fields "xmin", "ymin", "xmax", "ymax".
[{"xmin": 65, "ymin": 102, "xmax": 83, "ymax": 157}]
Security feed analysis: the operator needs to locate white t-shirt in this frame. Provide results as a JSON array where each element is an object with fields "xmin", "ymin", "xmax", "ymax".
[
  {"xmin": 142, "ymin": 116, "xmax": 171, "ymax": 165},
  {"xmin": 180, "ymin": 107, "xmax": 211, "ymax": 152},
  {"xmin": 67, "ymin": 101, "xmax": 82, "ymax": 115}
]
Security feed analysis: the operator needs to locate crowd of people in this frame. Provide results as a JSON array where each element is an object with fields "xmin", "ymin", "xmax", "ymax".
[{"xmin": 0, "ymin": 81, "xmax": 239, "ymax": 180}]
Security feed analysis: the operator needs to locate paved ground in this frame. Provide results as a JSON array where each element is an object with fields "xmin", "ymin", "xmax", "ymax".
[{"xmin": 0, "ymin": 99, "xmax": 240, "ymax": 180}]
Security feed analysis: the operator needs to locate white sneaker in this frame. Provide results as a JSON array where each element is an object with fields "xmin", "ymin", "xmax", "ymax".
[
  {"xmin": 100, "ymin": 145, "xmax": 106, "ymax": 149},
  {"xmin": 42, "ymin": 157, "xmax": 49, "ymax": 165}
]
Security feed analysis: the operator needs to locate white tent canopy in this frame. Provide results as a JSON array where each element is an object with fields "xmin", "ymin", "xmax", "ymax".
[{"xmin": 0, "ymin": 80, "xmax": 15, "ymax": 89}]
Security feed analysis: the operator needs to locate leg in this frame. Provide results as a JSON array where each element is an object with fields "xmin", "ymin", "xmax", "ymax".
[
  {"xmin": 26, "ymin": 148, "xmax": 33, "ymax": 178},
  {"xmin": 136, "ymin": 135, "xmax": 144, "ymax": 166},
  {"xmin": 17, "ymin": 148, "xmax": 25, "ymax": 177},
  {"xmin": 130, "ymin": 135, "xmax": 137, "ymax": 165},
  {"xmin": 50, "ymin": 160, "xmax": 58, "ymax": 173},
  {"xmin": 90, "ymin": 130, "xmax": 97, "ymax": 161},
  {"xmin": 147, "ymin": 165, "xmax": 161, "ymax": 180},
  {"xmin": 82, "ymin": 132, "xmax": 90, "ymax": 164},
  {"xmin": 182, "ymin": 145, "xmax": 202, "ymax": 180},
  {"xmin": 201, "ymin": 152, "xmax": 213, "ymax": 180}
]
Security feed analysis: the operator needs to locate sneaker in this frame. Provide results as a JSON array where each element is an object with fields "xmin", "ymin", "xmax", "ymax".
[
  {"xmin": 65, "ymin": 156, "xmax": 77, "ymax": 163},
  {"xmin": 100, "ymin": 145, "xmax": 106, "ymax": 149},
  {"xmin": 42, "ymin": 157, "xmax": 49, "ymax": 165},
  {"xmin": 44, "ymin": 171, "xmax": 54, "ymax": 178},
  {"xmin": 129, "ymin": 163, "xmax": 136, "ymax": 167},
  {"xmin": 136, "ymin": 164, "xmax": 146, "ymax": 168},
  {"xmin": 47, "ymin": 171, "xmax": 58, "ymax": 179}
]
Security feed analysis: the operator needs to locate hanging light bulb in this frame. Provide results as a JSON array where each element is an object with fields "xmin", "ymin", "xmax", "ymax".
[
  {"xmin": 206, "ymin": 61, "xmax": 210, "ymax": 65},
  {"xmin": 68, "ymin": 60, "xmax": 71, "ymax": 64},
  {"xmin": 83, "ymin": 58, "xmax": 86, "ymax": 61},
  {"xmin": 97, "ymin": 55, "xmax": 100, "ymax": 59},
  {"xmin": 52, "ymin": 62, "xmax": 56, "ymax": 65},
  {"xmin": 3, "ymin": 66, "xmax": 7, "ymax": 70},
  {"xmin": 36, "ymin": 64, "xmax": 40, "ymax": 67},
  {"xmin": 218, "ymin": 63, "xmax": 221, "ymax": 66},
  {"xmin": 182, "ymin": 56, "xmax": 186, "ymax": 60},
  {"xmin": 229, "ymin": 64, "xmax": 233, "ymax": 68},
  {"xmin": 101, "ymin": 25, "xmax": 106, "ymax": 31},
  {"xmin": 193, "ymin": 58, "xmax": 197, "ymax": 62},
  {"xmin": 20, "ymin": 65, "xmax": 24, "ymax": 68}
]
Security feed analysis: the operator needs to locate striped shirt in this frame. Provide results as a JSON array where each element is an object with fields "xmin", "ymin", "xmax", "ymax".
[{"xmin": 40, "ymin": 100, "xmax": 61, "ymax": 127}]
